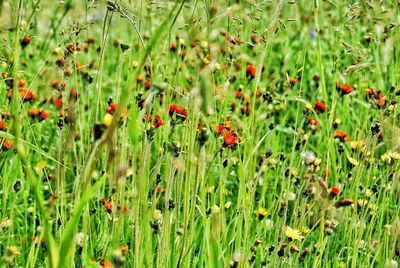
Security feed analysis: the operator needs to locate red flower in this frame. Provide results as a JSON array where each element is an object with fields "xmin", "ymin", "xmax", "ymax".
[
  {"xmin": 107, "ymin": 102, "xmax": 118, "ymax": 114},
  {"xmin": 337, "ymin": 199, "xmax": 353, "ymax": 207},
  {"xmin": 245, "ymin": 64, "xmax": 256, "ymax": 79},
  {"xmin": 99, "ymin": 258, "xmax": 113, "ymax": 268},
  {"xmin": 223, "ymin": 131, "xmax": 239, "ymax": 147},
  {"xmin": 0, "ymin": 118, "xmax": 5, "ymax": 130},
  {"xmin": 314, "ymin": 101, "xmax": 327, "ymax": 113},
  {"xmin": 53, "ymin": 97, "xmax": 63, "ymax": 107},
  {"xmin": 101, "ymin": 198, "xmax": 113, "ymax": 214},
  {"xmin": 235, "ymin": 91, "xmax": 242, "ymax": 99},
  {"xmin": 307, "ymin": 117, "xmax": 319, "ymax": 131},
  {"xmin": 330, "ymin": 186, "xmax": 340, "ymax": 197},
  {"xmin": 40, "ymin": 110, "xmax": 50, "ymax": 120},
  {"xmin": 153, "ymin": 115, "xmax": 164, "ymax": 128},
  {"xmin": 334, "ymin": 130, "xmax": 350, "ymax": 142},
  {"xmin": 169, "ymin": 104, "xmax": 187, "ymax": 119},
  {"xmin": 21, "ymin": 36, "xmax": 32, "ymax": 47},
  {"xmin": 18, "ymin": 79, "xmax": 27, "ymax": 88},
  {"xmin": 144, "ymin": 80, "xmax": 151, "ymax": 89},
  {"xmin": 336, "ymin": 82, "xmax": 355, "ymax": 95},
  {"xmin": 215, "ymin": 124, "xmax": 225, "ymax": 135},
  {"xmin": 175, "ymin": 105, "xmax": 188, "ymax": 118}
]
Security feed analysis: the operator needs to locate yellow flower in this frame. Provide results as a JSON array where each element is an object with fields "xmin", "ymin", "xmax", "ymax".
[
  {"xmin": 257, "ymin": 207, "xmax": 268, "ymax": 219},
  {"xmin": 102, "ymin": 113, "xmax": 113, "ymax": 127},
  {"xmin": 285, "ymin": 226, "xmax": 304, "ymax": 241},
  {"xmin": 382, "ymin": 151, "xmax": 400, "ymax": 164},
  {"xmin": 347, "ymin": 155, "xmax": 360, "ymax": 166}
]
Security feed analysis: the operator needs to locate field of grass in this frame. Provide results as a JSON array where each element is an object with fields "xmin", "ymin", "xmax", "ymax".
[{"xmin": 0, "ymin": 0, "xmax": 399, "ymax": 267}]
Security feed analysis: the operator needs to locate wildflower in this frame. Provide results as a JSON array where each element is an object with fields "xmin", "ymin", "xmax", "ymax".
[
  {"xmin": 215, "ymin": 124, "xmax": 225, "ymax": 134},
  {"xmin": 101, "ymin": 198, "xmax": 113, "ymax": 214},
  {"xmin": 347, "ymin": 155, "xmax": 360, "ymax": 167},
  {"xmin": 300, "ymin": 151, "xmax": 316, "ymax": 165},
  {"xmin": 385, "ymin": 259, "xmax": 398, "ymax": 268},
  {"xmin": 334, "ymin": 130, "xmax": 350, "ymax": 142},
  {"xmin": 40, "ymin": 110, "xmax": 50, "ymax": 120},
  {"xmin": 21, "ymin": 36, "xmax": 32, "ymax": 47},
  {"xmin": 76, "ymin": 232, "xmax": 85, "ymax": 247},
  {"xmin": 289, "ymin": 76, "xmax": 298, "ymax": 86},
  {"xmin": 336, "ymin": 82, "xmax": 355, "ymax": 95},
  {"xmin": 99, "ymin": 258, "xmax": 113, "ymax": 268},
  {"xmin": 246, "ymin": 64, "xmax": 256, "ymax": 79},
  {"xmin": 144, "ymin": 80, "xmax": 151, "ymax": 89},
  {"xmin": 169, "ymin": 104, "xmax": 188, "ymax": 120},
  {"xmin": 153, "ymin": 115, "xmax": 164, "ymax": 128},
  {"xmin": 103, "ymin": 113, "xmax": 113, "ymax": 127},
  {"xmin": 170, "ymin": 42, "xmax": 177, "ymax": 52},
  {"xmin": 107, "ymin": 102, "xmax": 118, "ymax": 114},
  {"xmin": 223, "ymin": 131, "xmax": 239, "ymax": 147},
  {"xmin": 314, "ymin": 100, "xmax": 327, "ymax": 113},
  {"xmin": 307, "ymin": 117, "xmax": 319, "ymax": 131},
  {"xmin": 330, "ymin": 186, "xmax": 340, "ymax": 197},
  {"xmin": 336, "ymin": 199, "xmax": 354, "ymax": 207},
  {"xmin": 0, "ymin": 118, "xmax": 6, "ymax": 130},
  {"xmin": 2, "ymin": 246, "xmax": 21, "ymax": 265},
  {"xmin": 284, "ymin": 226, "xmax": 304, "ymax": 241},
  {"xmin": 256, "ymin": 207, "xmax": 268, "ymax": 219},
  {"xmin": 0, "ymin": 217, "xmax": 12, "ymax": 230},
  {"xmin": 2, "ymin": 139, "xmax": 14, "ymax": 150},
  {"xmin": 381, "ymin": 151, "xmax": 400, "ymax": 164},
  {"xmin": 153, "ymin": 209, "xmax": 162, "ymax": 220}
]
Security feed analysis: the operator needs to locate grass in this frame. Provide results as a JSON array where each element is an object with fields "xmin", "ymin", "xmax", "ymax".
[{"xmin": 0, "ymin": 0, "xmax": 399, "ymax": 267}]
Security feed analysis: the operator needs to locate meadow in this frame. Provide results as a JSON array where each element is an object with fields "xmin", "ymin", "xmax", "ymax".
[{"xmin": 0, "ymin": 0, "xmax": 399, "ymax": 267}]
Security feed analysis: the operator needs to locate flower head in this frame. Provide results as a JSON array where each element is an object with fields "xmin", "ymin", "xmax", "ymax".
[
  {"xmin": 285, "ymin": 226, "xmax": 304, "ymax": 241},
  {"xmin": 245, "ymin": 64, "xmax": 256, "ymax": 79},
  {"xmin": 223, "ymin": 131, "xmax": 239, "ymax": 147},
  {"xmin": 314, "ymin": 101, "xmax": 327, "ymax": 113}
]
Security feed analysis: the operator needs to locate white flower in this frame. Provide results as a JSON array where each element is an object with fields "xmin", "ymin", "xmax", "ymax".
[
  {"xmin": 385, "ymin": 259, "xmax": 399, "ymax": 268},
  {"xmin": 300, "ymin": 151, "xmax": 316, "ymax": 164},
  {"xmin": 76, "ymin": 232, "xmax": 85, "ymax": 247},
  {"xmin": 285, "ymin": 191, "xmax": 296, "ymax": 201}
]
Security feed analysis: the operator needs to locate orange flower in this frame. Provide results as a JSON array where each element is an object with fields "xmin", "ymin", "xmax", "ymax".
[
  {"xmin": 334, "ymin": 130, "xmax": 350, "ymax": 142},
  {"xmin": 314, "ymin": 101, "xmax": 327, "ymax": 113},
  {"xmin": 3, "ymin": 139, "xmax": 14, "ymax": 150},
  {"xmin": 0, "ymin": 118, "xmax": 6, "ymax": 130},
  {"xmin": 289, "ymin": 77, "xmax": 298, "ymax": 86},
  {"xmin": 53, "ymin": 97, "xmax": 63, "ymax": 107},
  {"xmin": 107, "ymin": 102, "xmax": 118, "ymax": 114},
  {"xmin": 40, "ymin": 110, "xmax": 50, "ymax": 120},
  {"xmin": 101, "ymin": 198, "xmax": 113, "ymax": 214},
  {"xmin": 336, "ymin": 82, "xmax": 355, "ymax": 95},
  {"xmin": 144, "ymin": 80, "xmax": 151, "ymax": 89},
  {"xmin": 153, "ymin": 115, "xmax": 164, "ymax": 128},
  {"xmin": 307, "ymin": 117, "xmax": 319, "ymax": 131},
  {"xmin": 215, "ymin": 124, "xmax": 225, "ymax": 135},
  {"xmin": 169, "ymin": 104, "xmax": 187, "ymax": 119},
  {"xmin": 245, "ymin": 64, "xmax": 256, "ymax": 79},
  {"xmin": 28, "ymin": 108, "xmax": 40, "ymax": 117},
  {"xmin": 223, "ymin": 131, "xmax": 239, "ymax": 147},
  {"xmin": 99, "ymin": 258, "xmax": 113, "ymax": 268}
]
